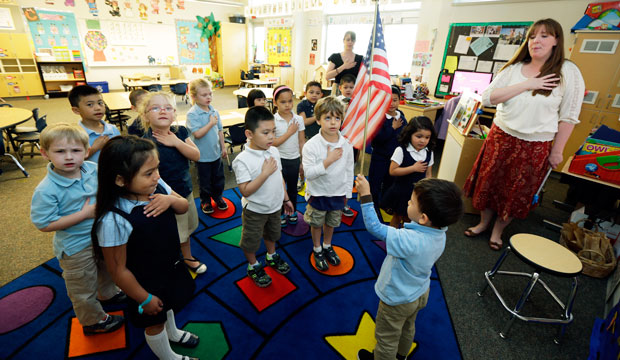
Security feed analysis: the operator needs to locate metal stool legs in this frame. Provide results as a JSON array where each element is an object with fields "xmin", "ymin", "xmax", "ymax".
[
  {"xmin": 478, "ymin": 246, "xmax": 512, "ymax": 297},
  {"xmin": 500, "ymin": 272, "xmax": 539, "ymax": 338},
  {"xmin": 554, "ymin": 277, "xmax": 578, "ymax": 344}
]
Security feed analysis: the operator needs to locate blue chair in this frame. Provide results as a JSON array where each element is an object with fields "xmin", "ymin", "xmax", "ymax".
[
  {"xmin": 147, "ymin": 84, "xmax": 163, "ymax": 92},
  {"xmin": 170, "ymin": 83, "xmax": 188, "ymax": 104},
  {"xmin": 13, "ymin": 112, "xmax": 48, "ymax": 160}
]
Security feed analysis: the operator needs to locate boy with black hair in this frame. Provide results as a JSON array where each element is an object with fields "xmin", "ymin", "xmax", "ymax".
[
  {"xmin": 355, "ymin": 175, "xmax": 463, "ymax": 360},
  {"xmin": 232, "ymin": 106, "xmax": 294, "ymax": 287},
  {"xmin": 127, "ymin": 88, "xmax": 149, "ymax": 137},
  {"xmin": 69, "ymin": 85, "xmax": 120, "ymax": 162},
  {"xmin": 337, "ymin": 74, "xmax": 356, "ymax": 104},
  {"xmin": 297, "ymin": 80, "xmax": 323, "ymax": 140}
]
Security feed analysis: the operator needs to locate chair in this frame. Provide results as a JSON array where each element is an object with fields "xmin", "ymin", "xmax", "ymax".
[
  {"xmin": 237, "ymin": 95, "xmax": 248, "ymax": 109},
  {"xmin": 477, "ymin": 233, "xmax": 582, "ymax": 344},
  {"xmin": 12, "ymin": 107, "xmax": 40, "ymax": 135},
  {"xmin": 170, "ymin": 83, "xmax": 188, "ymax": 104},
  {"xmin": 224, "ymin": 124, "xmax": 247, "ymax": 162},
  {"xmin": 120, "ymin": 75, "xmax": 129, "ymax": 91},
  {"xmin": 13, "ymin": 114, "xmax": 47, "ymax": 159},
  {"xmin": 105, "ymin": 104, "xmax": 131, "ymax": 132},
  {"xmin": 147, "ymin": 84, "xmax": 163, "ymax": 92},
  {"xmin": 0, "ymin": 134, "xmax": 28, "ymax": 177}
]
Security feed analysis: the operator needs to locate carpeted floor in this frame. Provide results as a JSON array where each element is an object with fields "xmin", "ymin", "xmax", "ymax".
[{"xmin": 0, "ymin": 190, "xmax": 461, "ymax": 360}]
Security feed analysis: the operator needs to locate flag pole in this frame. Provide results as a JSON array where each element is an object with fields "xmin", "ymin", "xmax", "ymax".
[{"xmin": 359, "ymin": 0, "xmax": 379, "ymax": 174}]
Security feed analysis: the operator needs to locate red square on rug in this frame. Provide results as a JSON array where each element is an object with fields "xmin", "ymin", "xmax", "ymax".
[
  {"xmin": 236, "ymin": 267, "xmax": 297, "ymax": 312},
  {"xmin": 341, "ymin": 208, "xmax": 358, "ymax": 226},
  {"xmin": 67, "ymin": 310, "xmax": 127, "ymax": 358}
]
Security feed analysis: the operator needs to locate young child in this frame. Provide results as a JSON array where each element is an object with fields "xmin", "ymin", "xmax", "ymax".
[
  {"xmin": 337, "ymin": 74, "xmax": 355, "ymax": 105},
  {"xmin": 296, "ymin": 81, "xmax": 323, "ymax": 140},
  {"xmin": 247, "ymin": 89, "xmax": 267, "ymax": 107},
  {"xmin": 369, "ymin": 85, "xmax": 407, "ymax": 213},
  {"xmin": 69, "ymin": 85, "xmax": 120, "ymax": 163},
  {"xmin": 186, "ymin": 78, "xmax": 228, "ymax": 214},
  {"xmin": 93, "ymin": 136, "xmax": 199, "ymax": 360},
  {"xmin": 30, "ymin": 123, "xmax": 124, "ymax": 335},
  {"xmin": 139, "ymin": 91, "xmax": 207, "ymax": 275},
  {"xmin": 232, "ymin": 106, "xmax": 294, "ymax": 287},
  {"xmin": 355, "ymin": 175, "xmax": 463, "ymax": 360},
  {"xmin": 380, "ymin": 117, "xmax": 436, "ymax": 228},
  {"xmin": 302, "ymin": 96, "xmax": 354, "ymax": 271},
  {"xmin": 272, "ymin": 85, "xmax": 305, "ymax": 226},
  {"xmin": 127, "ymin": 88, "xmax": 149, "ymax": 137}
]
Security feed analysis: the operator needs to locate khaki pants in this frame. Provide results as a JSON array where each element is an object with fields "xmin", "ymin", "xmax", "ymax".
[
  {"xmin": 175, "ymin": 192, "xmax": 199, "ymax": 243},
  {"xmin": 59, "ymin": 245, "xmax": 118, "ymax": 326},
  {"xmin": 374, "ymin": 289, "xmax": 430, "ymax": 360}
]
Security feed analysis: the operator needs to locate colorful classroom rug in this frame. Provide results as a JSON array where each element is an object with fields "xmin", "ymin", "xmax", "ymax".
[{"xmin": 0, "ymin": 188, "xmax": 462, "ymax": 360}]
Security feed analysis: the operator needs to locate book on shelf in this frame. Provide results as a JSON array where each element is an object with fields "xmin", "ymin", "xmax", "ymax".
[
  {"xmin": 73, "ymin": 69, "xmax": 84, "ymax": 79},
  {"xmin": 448, "ymin": 90, "xmax": 482, "ymax": 136}
]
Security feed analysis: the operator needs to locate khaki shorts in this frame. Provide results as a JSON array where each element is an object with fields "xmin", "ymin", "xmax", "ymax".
[
  {"xmin": 240, "ymin": 207, "xmax": 281, "ymax": 253},
  {"xmin": 175, "ymin": 192, "xmax": 199, "ymax": 243},
  {"xmin": 304, "ymin": 203, "xmax": 342, "ymax": 228}
]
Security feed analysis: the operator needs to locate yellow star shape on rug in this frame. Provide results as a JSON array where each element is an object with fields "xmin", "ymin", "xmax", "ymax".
[{"xmin": 325, "ymin": 311, "xmax": 417, "ymax": 360}]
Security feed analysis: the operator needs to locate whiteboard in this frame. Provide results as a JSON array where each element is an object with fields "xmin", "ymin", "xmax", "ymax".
[{"xmin": 79, "ymin": 19, "xmax": 177, "ymax": 67}]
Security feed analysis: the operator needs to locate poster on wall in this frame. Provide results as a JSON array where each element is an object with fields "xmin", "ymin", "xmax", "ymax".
[
  {"xmin": 267, "ymin": 27, "xmax": 291, "ymax": 65},
  {"xmin": 23, "ymin": 8, "xmax": 82, "ymax": 61},
  {"xmin": 175, "ymin": 19, "xmax": 210, "ymax": 65}
]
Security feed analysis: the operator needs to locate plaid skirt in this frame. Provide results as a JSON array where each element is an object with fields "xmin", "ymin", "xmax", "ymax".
[{"xmin": 463, "ymin": 125, "xmax": 552, "ymax": 220}]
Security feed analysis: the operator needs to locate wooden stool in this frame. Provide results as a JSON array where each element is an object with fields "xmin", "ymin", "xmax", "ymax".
[{"xmin": 477, "ymin": 233, "xmax": 583, "ymax": 343}]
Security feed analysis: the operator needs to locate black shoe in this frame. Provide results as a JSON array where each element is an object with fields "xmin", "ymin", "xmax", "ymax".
[
  {"xmin": 247, "ymin": 263, "xmax": 272, "ymax": 287},
  {"xmin": 396, "ymin": 353, "xmax": 407, "ymax": 360},
  {"xmin": 313, "ymin": 250, "xmax": 329, "ymax": 271},
  {"xmin": 343, "ymin": 205, "xmax": 354, "ymax": 217},
  {"xmin": 323, "ymin": 246, "xmax": 341, "ymax": 266},
  {"xmin": 265, "ymin": 253, "xmax": 291, "ymax": 274},
  {"xmin": 82, "ymin": 314, "xmax": 124, "ymax": 335},
  {"xmin": 201, "ymin": 202, "xmax": 214, "ymax": 214},
  {"xmin": 357, "ymin": 349, "xmax": 374, "ymax": 360},
  {"xmin": 170, "ymin": 330, "xmax": 200, "ymax": 348},
  {"xmin": 98, "ymin": 291, "xmax": 127, "ymax": 306},
  {"xmin": 216, "ymin": 198, "xmax": 228, "ymax": 211}
]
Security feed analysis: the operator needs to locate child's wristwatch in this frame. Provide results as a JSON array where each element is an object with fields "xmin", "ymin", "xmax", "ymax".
[{"xmin": 138, "ymin": 293, "xmax": 153, "ymax": 314}]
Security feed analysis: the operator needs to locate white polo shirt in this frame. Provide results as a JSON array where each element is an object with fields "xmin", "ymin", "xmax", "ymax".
[
  {"xmin": 391, "ymin": 144, "xmax": 434, "ymax": 167},
  {"xmin": 232, "ymin": 146, "xmax": 284, "ymax": 214},
  {"xmin": 274, "ymin": 111, "xmax": 305, "ymax": 160}
]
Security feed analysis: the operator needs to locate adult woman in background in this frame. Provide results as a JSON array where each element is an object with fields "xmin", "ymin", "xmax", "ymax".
[
  {"xmin": 463, "ymin": 18, "xmax": 584, "ymax": 250},
  {"xmin": 325, "ymin": 31, "xmax": 363, "ymax": 95}
]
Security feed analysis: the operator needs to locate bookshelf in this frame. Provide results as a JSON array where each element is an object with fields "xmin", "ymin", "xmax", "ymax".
[
  {"xmin": 36, "ymin": 61, "xmax": 87, "ymax": 97},
  {"xmin": 0, "ymin": 33, "xmax": 44, "ymax": 98}
]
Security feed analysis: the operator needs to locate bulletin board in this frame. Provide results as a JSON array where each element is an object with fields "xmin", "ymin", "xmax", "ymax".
[
  {"xmin": 78, "ymin": 19, "xmax": 177, "ymax": 66},
  {"xmin": 175, "ymin": 19, "xmax": 211, "ymax": 65},
  {"xmin": 24, "ymin": 8, "xmax": 82, "ymax": 61},
  {"xmin": 434, "ymin": 22, "xmax": 532, "ymax": 98},
  {"xmin": 267, "ymin": 27, "xmax": 292, "ymax": 65}
]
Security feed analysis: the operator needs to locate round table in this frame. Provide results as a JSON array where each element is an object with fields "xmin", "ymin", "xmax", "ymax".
[{"xmin": 0, "ymin": 107, "xmax": 32, "ymax": 177}]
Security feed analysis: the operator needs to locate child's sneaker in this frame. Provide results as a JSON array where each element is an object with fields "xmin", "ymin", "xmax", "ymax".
[
  {"xmin": 82, "ymin": 314, "xmax": 124, "ymax": 335},
  {"xmin": 201, "ymin": 202, "xmax": 214, "ymax": 214},
  {"xmin": 357, "ymin": 349, "xmax": 374, "ymax": 360},
  {"xmin": 98, "ymin": 291, "xmax": 127, "ymax": 306},
  {"xmin": 343, "ymin": 204, "xmax": 354, "ymax": 217},
  {"xmin": 247, "ymin": 263, "xmax": 272, "ymax": 287},
  {"xmin": 288, "ymin": 213, "xmax": 298, "ymax": 225},
  {"xmin": 281, "ymin": 214, "xmax": 288, "ymax": 227},
  {"xmin": 216, "ymin": 198, "xmax": 228, "ymax": 211},
  {"xmin": 313, "ymin": 250, "xmax": 329, "ymax": 271},
  {"xmin": 323, "ymin": 246, "xmax": 341, "ymax": 266},
  {"xmin": 265, "ymin": 253, "xmax": 291, "ymax": 274}
]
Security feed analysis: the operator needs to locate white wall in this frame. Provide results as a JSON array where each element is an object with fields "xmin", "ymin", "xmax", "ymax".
[{"xmin": 417, "ymin": 0, "xmax": 591, "ymax": 94}]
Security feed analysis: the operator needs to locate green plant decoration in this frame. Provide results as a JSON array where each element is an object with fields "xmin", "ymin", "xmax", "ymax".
[{"xmin": 196, "ymin": 12, "xmax": 221, "ymax": 72}]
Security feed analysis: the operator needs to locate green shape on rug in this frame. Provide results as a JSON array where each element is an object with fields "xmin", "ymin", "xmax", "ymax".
[
  {"xmin": 172, "ymin": 322, "xmax": 230, "ymax": 359},
  {"xmin": 211, "ymin": 226, "xmax": 241, "ymax": 247}
]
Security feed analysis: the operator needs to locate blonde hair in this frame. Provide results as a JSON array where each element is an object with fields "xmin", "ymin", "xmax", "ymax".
[
  {"xmin": 137, "ymin": 91, "xmax": 177, "ymax": 130},
  {"xmin": 314, "ymin": 96, "xmax": 345, "ymax": 121},
  {"xmin": 189, "ymin": 78, "xmax": 213, "ymax": 104},
  {"xmin": 40, "ymin": 123, "xmax": 89, "ymax": 150}
]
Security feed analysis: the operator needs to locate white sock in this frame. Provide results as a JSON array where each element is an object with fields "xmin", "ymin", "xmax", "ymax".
[
  {"xmin": 323, "ymin": 243, "xmax": 332, "ymax": 249},
  {"xmin": 314, "ymin": 246, "xmax": 323, "ymax": 253},
  {"xmin": 266, "ymin": 252, "xmax": 276, "ymax": 260},
  {"xmin": 248, "ymin": 261, "xmax": 259, "ymax": 269},
  {"xmin": 144, "ymin": 328, "xmax": 182, "ymax": 360},
  {"xmin": 165, "ymin": 310, "xmax": 184, "ymax": 342}
]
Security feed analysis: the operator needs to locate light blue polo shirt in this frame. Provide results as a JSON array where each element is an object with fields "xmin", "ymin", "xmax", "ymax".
[
  {"xmin": 79, "ymin": 120, "xmax": 121, "ymax": 163},
  {"xmin": 186, "ymin": 104, "xmax": 223, "ymax": 162},
  {"xmin": 361, "ymin": 201, "xmax": 446, "ymax": 306},
  {"xmin": 30, "ymin": 161, "xmax": 98, "ymax": 259}
]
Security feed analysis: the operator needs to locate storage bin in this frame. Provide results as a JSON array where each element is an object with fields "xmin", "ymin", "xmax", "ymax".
[{"xmin": 87, "ymin": 81, "xmax": 109, "ymax": 93}]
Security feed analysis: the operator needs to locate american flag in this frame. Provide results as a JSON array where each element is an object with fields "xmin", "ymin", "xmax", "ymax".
[{"xmin": 341, "ymin": 7, "xmax": 391, "ymax": 150}]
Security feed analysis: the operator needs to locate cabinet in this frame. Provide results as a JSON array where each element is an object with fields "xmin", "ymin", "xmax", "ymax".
[
  {"xmin": 0, "ymin": 33, "xmax": 44, "ymax": 97},
  {"xmin": 561, "ymin": 31, "xmax": 620, "ymax": 169},
  {"xmin": 36, "ymin": 61, "xmax": 87, "ymax": 97},
  {"xmin": 216, "ymin": 22, "xmax": 247, "ymax": 86}
]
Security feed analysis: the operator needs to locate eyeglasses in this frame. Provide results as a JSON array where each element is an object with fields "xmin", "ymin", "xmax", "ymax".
[{"xmin": 148, "ymin": 106, "xmax": 175, "ymax": 113}]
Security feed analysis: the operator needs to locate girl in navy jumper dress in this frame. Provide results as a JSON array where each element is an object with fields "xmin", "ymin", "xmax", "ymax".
[
  {"xmin": 93, "ymin": 136, "xmax": 198, "ymax": 360},
  {"xmin": 381, "ymin": 117, "xmax": 437, "ymax": 228}
]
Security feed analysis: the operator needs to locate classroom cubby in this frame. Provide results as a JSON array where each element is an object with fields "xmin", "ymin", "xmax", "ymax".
[{"xmin": 0, "ymin": 33, "xmax": 44, "ymax": 97}]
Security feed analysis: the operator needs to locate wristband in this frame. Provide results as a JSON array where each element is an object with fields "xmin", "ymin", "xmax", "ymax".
[
  {"xmin": 138, "ymin": 293, "xmax": 152, "ymax": 314},
  {"xmin": 283, "ymin": 199, "xmax": 291, "ymax": 203}
]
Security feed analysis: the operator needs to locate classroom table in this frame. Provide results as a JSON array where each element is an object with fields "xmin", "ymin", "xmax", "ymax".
[
  {"xmin": 233, "ymin": 87, "xmax": 275, "ymax": 99},
  {"xmin": 102, "ymin": 92, "xmax": 131, "ymax": 112},
  {"xmin": 122, "ymin": 79, "xmax": 189, "ymax": 91},
  {"xmin": 399, "ymin": 100, "xmax": 445, "ymax": 124},
  {"xmin": 176, "ymin": 107, "xmax": 248, "ymax": 128},
  {"xmin": 1, "ymin": 107, "xmax": 33, "ymax": 153},
  {"xmin": 240, "ymin": 79, "xmax": 278, "ymax": 88}
]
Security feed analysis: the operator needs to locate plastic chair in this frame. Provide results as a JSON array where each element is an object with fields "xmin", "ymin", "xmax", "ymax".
[
  {"xmin": 120, "ymin": 75, "xmax": 129, "ymax": 91},
  {"xmin": 0, "ymin": 134, "xmax": 28, "ymax": 177},
  {"xmin": 224, "ymin": 124, "xmax": 247, "ymax": 158},
  {"xmin": 237, "ymin": 95, "xmax": 248, "ymax": 109},
  {"xmin": 105, "ymin": 104, "xmax": 130, "ymax": 132},
  {"xmin": 12, "ymin": 107, "xmax": 40, "ymax": 135},
  {"xmin": 170, "ymin": 83, "xmax": 188, "ymax": 104},
  {"xmin": 13, "ymin": 114, "xmax": 47, "ymax": 159},
  {"xmin": 147, "ymin": 84, "xmax": 163, "ymax": 92}
]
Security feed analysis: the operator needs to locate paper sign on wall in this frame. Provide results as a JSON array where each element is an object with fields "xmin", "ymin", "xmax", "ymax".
[{"xmin": 454, "ymin": 35, "xmax": 472, "ymax": 54}]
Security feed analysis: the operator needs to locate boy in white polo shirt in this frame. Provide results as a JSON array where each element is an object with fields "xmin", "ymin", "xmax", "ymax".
[
  {"xmin": 302, "ymin": 96, "xmax": 354, "ymax": 272},
  {"xmin": 232, "ymin": 106, "xmax": 295, "ymax": 287}
]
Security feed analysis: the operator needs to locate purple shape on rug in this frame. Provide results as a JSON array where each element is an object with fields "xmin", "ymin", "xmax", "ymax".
[
  {"xmin": 373, "ymin": 240, "xmax": 386, "ymax": 252},
  {"xmin": 0, "ymin": 285, "xmax": 54, "ymax": 334},
  {"xmin": 282, "ymin": 211, "xmax": 309, "ymax": 237}
]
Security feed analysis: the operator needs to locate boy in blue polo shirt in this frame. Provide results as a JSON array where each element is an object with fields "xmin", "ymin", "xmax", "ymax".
[
  {"xmin": 69, "ymin": 85, "xmax": 120, "ymax": 163},
  {"xmin": 355, "ymin": 175, "xmax": 463, "ymax": 360},
  {"xmin": 31, "ymin": 123, "xmax": 124, "ymax": 335}
]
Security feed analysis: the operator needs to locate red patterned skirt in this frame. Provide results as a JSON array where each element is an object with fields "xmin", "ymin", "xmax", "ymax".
[{"xmin": 463, "ymin": 125, "xmax": 552, "ymax": 220}]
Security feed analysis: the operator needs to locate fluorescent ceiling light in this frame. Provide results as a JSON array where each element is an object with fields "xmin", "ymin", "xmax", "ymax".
[{"xmin": 191, "ymin": 0, "xmax": 244, "ymax": 7}]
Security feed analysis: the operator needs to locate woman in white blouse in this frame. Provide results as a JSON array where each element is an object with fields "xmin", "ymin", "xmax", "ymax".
[{"xmin": 463, "ymin": 18, "xmax": 585, "ymax": 250}]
